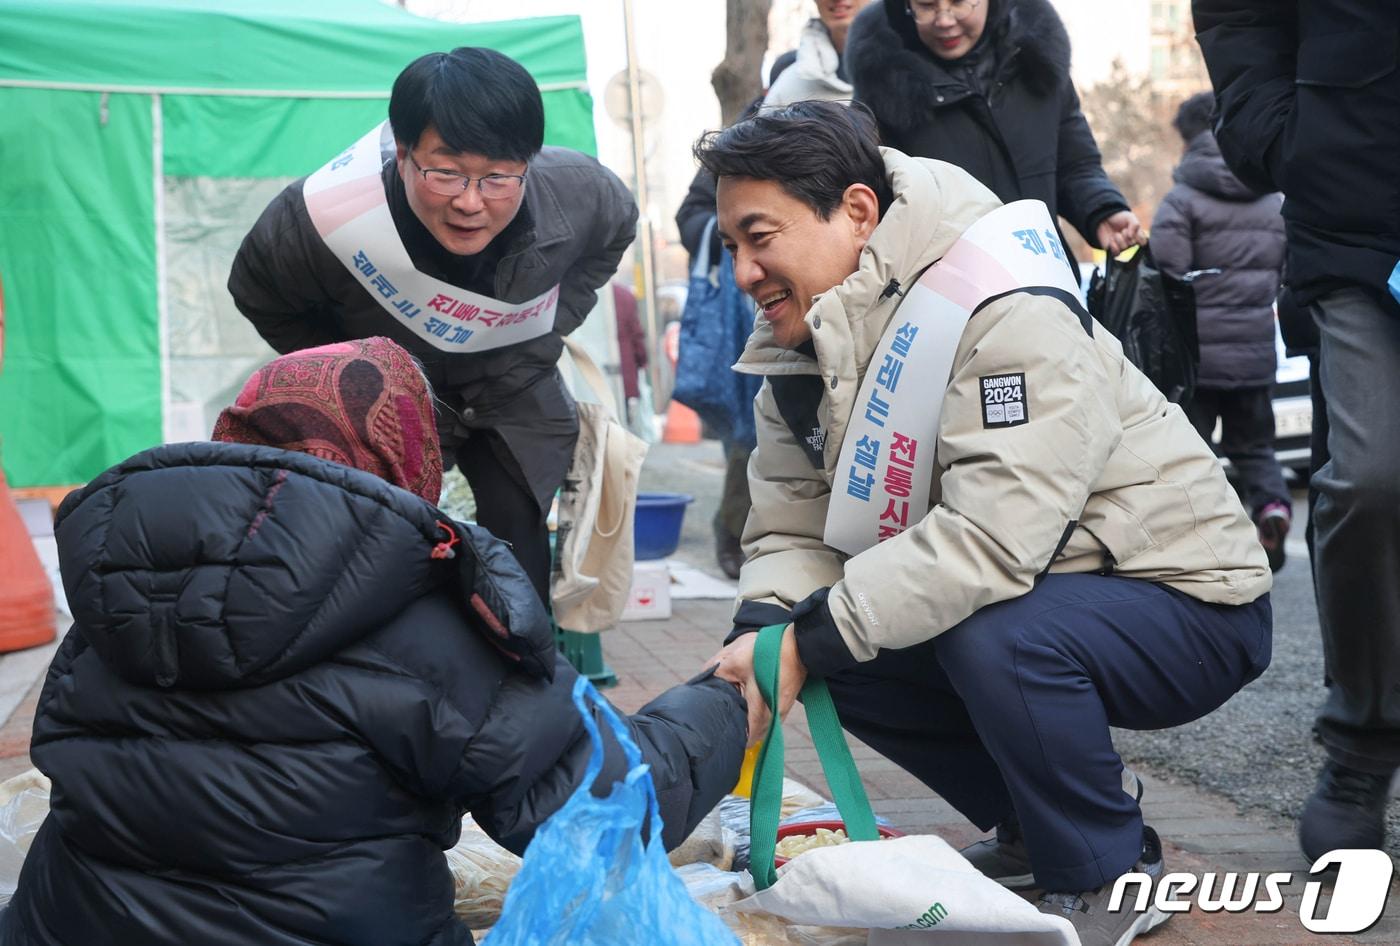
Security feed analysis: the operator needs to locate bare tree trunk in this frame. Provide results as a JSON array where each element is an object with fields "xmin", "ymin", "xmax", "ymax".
[{"xmin": 712, "ymin": 0, "xmax": 771, "ymax": 126}]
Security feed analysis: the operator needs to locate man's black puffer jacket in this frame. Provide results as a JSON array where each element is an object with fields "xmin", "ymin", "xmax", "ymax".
[{"xmin": 0, "ymin": 442, "xmax": 745, "ymax": 946}]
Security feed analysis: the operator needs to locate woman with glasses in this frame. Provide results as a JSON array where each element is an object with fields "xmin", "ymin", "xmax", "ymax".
[
  {"xmin": 228, "ymin": 48, "xmax": 638, "ymax": 604},
  {"xmin": 846, "ymin": 0, "xmax": 1145, "ymax": 258}
]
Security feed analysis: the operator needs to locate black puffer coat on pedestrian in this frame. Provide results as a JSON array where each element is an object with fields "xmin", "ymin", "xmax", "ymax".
[
  {"xmin": 846, "ymin": 0, "xmax": 1128, "ymax": 245},
  {"xmin": 0, "ymin": 443, "xmax": 745, "ymax": 946},
  {"xmin": 1194, "ymin": 0, "xmax": 1400, "ymax": 315},
  {"xmin": 1151, "ymin": 132, "xmax": 1286, "ymax": 389}
]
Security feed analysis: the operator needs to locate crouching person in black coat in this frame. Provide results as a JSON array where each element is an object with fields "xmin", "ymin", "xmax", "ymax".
[{"xmin": 0, "ymin": 338, "xmax": 746, "ymax": 946}]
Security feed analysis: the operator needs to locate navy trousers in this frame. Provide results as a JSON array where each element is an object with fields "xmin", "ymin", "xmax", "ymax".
[{"xmin": 822, "ymin": 573, "xmax": 1272, "ymax": 892}]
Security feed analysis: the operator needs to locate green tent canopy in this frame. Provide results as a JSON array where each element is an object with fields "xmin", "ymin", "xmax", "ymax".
[{"xmin": 0, "ymin": 0, "xmax": 598, "ymax": 487}]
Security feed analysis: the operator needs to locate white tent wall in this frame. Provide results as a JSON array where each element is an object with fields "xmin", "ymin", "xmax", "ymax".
[
  {"xmin": 159, "ymin": 173, "xmax": 627, "ymax": 451},
  {"xmin": 162, "ymin": 174, "xmax": 288, "ymax": 442}
]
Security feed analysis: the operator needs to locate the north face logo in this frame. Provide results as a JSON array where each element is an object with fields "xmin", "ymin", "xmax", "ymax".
[{"xmin": 806, "ymin": 426, "xmax": 826, "ymax": 453}]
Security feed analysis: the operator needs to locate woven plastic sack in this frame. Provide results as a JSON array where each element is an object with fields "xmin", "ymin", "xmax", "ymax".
[
  {"xmin": 487, "ymin": 676, "xmax": 740, "ymax": 946},
  {"xmin": 678, "ymin": 863, "xmax": 867, "ymax": 946}
]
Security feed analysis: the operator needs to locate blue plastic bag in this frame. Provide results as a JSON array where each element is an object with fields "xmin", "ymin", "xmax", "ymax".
[
  {"xmin": 672, "ymin": 217, "xmax": 764, "ymax": 448},
  {"xmin": 487, "ymin": 676, "xmax": 740, "ymax": 946}
]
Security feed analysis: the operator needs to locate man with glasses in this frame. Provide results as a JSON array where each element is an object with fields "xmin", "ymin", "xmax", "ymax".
[{"xmin": 229, "ymin": 48, "xmax": 637, "ymax": 602}]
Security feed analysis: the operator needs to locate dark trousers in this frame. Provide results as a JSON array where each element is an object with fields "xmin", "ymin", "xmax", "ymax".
[
  {"xmin": 1311, "ymin": 287, "xmax": 1400, "ymax": 773},
  {"xmin": 823, "ymin": 574, "xmax": 1272, "ymax": 891},
  {"xmin": 713, "ymin": 440, "xmax": 753, "ymax": 542},
  {"xmin": 455, "ymin": 433, "xmax": 552, "ymax": 604},
  {"xmin": 1183, "ymin": 386, "xmax": 1289, "ymax": 516},
  {"xmin": 1306, "ymin": 354, "xmax": 1328, "ymax": 681}
]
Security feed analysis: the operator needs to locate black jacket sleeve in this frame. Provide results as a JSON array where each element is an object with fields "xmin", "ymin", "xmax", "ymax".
[
  {"xmin": 554, "ymin": 165, "xmax": 639, "ymax": 336},
  {"xmin": 226, "ymin": 182, "xmax": 345, "ymax": 354},
  {"xmin": 623, "ymin": 670, "xmax": 748, "ymax": 847},
  {"xmin": 460, "ymin": 660, "xmax": 746, "ymax": 855},
  {"xmin": 724, "ymin": 599, "xmax": 793, "ymax": 645},
  {"xmin": 676, "ymin": 167, "xmax": 720, "ymax": 264},
  {"xmin": 1192, "ymin": 0, "xmax": 1298, "ymax": 195},
  {"xmin": 1054, "ymin": 83, "xmax": 1131, "ymax": 245}
]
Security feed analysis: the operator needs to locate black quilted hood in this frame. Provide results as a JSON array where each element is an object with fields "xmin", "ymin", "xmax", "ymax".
[{"xmin": 57, "ymin": 441, "xmax": 473, "ymax": 689}]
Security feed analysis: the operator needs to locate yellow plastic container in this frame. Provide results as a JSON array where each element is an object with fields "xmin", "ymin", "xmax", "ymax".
[{"xmin": 732, "ymin": 742, "xmax": 763, "ymax": 798}]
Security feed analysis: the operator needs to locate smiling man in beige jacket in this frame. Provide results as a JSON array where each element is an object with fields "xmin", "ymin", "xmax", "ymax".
[{"xmin": 702, "ymin": 102, "xmax": 1272, "ymax": 946}]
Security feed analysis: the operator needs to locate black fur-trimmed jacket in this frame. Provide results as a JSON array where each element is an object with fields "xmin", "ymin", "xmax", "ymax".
[
  {"xmin": 847, "ymin": 0, "xmax": 1128, "ymax": 246},
  {"xmin": 0, "ymin": 443, "xmax": 745, "ymax": 946}
]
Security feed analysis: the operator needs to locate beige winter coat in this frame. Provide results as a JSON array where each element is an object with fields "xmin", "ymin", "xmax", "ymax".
[{"xmin": 734, "ymin": 149, "xmax": 1271, "ymax": 665}]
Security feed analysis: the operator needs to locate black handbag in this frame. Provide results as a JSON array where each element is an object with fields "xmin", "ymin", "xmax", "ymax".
[{"xmin": 1086, "ymin": 242, "xmax": 1200, "ymax": 404}]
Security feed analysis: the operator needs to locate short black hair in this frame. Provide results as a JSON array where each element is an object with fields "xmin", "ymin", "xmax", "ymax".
[
  {"xmin": 1173, "ymin": 91, "xmax": 1216, "ymax": 143},
  {"xmin": 693, "ymin": 101, "xmax": 894, "ymax": 220},
  {"xmin": 389, "ymin": 47, "xmax": 544, "ymax": 162}
]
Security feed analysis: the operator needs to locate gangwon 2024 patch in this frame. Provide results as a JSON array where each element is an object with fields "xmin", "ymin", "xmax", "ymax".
[{"xmin": 980, "ymin": 373, "xmax": 1028, "ymax": 428}]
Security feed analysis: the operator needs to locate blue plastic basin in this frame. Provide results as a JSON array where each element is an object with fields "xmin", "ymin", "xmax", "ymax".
[{"xmin": 633, "ymin": 492, "xmax": 694, "ymax": 560}]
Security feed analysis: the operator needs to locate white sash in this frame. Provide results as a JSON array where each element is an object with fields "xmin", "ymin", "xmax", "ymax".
[
  {"xmin": 823, "ymin": 200, "xmax": 1082, "ymax": 557},
  {"xmin": 302, "ymin": 122, "xmax": 558, "ymax": 354}
]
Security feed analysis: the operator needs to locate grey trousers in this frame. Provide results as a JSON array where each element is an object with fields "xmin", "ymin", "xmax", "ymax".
[{"xmin": 1311, "ymin": 287, "xmax": 1400, "ymax": 773}]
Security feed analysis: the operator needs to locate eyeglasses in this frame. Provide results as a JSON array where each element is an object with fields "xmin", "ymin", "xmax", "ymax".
[
  {"xmin": 906, "ymin": 0, "xmax": 981, "ymax": 23},
  {"xmin": 408, "ymin": 153, "xmax": 526, "ymax": 200}
]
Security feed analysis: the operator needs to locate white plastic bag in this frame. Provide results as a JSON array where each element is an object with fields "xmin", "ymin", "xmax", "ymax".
[
  {"xmin": 446, "ymin": 814, "xmax": 521, "ymax": 929},
  {"xmin": 0, "ymin": 769, "xmax": 51, "ymax": 906}
]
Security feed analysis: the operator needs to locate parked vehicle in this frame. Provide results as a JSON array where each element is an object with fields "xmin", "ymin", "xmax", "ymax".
[{"xmin": 1269, "ymin": 320, "xmax": 1313, "ymax": 479}]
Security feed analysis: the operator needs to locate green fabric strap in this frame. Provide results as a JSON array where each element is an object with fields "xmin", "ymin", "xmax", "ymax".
[{"xmin": 748, "ymin": 623, "xmax": 878, "ymax": 890}]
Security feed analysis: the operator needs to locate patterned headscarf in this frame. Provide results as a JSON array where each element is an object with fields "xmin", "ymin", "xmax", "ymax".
[{"xmin": 212, "ymin": 338, "xmax": 443, "ymax": 503}]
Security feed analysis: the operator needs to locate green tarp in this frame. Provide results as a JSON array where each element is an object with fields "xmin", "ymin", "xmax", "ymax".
[{"xmin": 0, "ymin": 0, "xmax": 596, "ymax": 487}]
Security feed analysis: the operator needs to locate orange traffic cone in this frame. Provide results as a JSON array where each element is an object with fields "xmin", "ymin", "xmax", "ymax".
[
  {"xmin": 662, "ymin": 400, "xmax": 701, "ymax": 444},
  {"xmin": 0, "ymin": 466, "xmax": 56, "ymax": 652}
]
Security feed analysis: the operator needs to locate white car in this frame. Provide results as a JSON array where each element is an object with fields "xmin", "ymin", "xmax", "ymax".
[{"xmin": 1270, "ymin": 320, "xmax": 1313, "ymax": 478}]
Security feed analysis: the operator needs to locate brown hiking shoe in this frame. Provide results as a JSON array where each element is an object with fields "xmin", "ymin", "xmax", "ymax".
[
  {"xmin": 715, "ymin": 532, "xmax": 743, "ymax": 580},
  {"xmin": 1036, "ymin": 826, "xmax": 1170, "ymax": 946}
]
